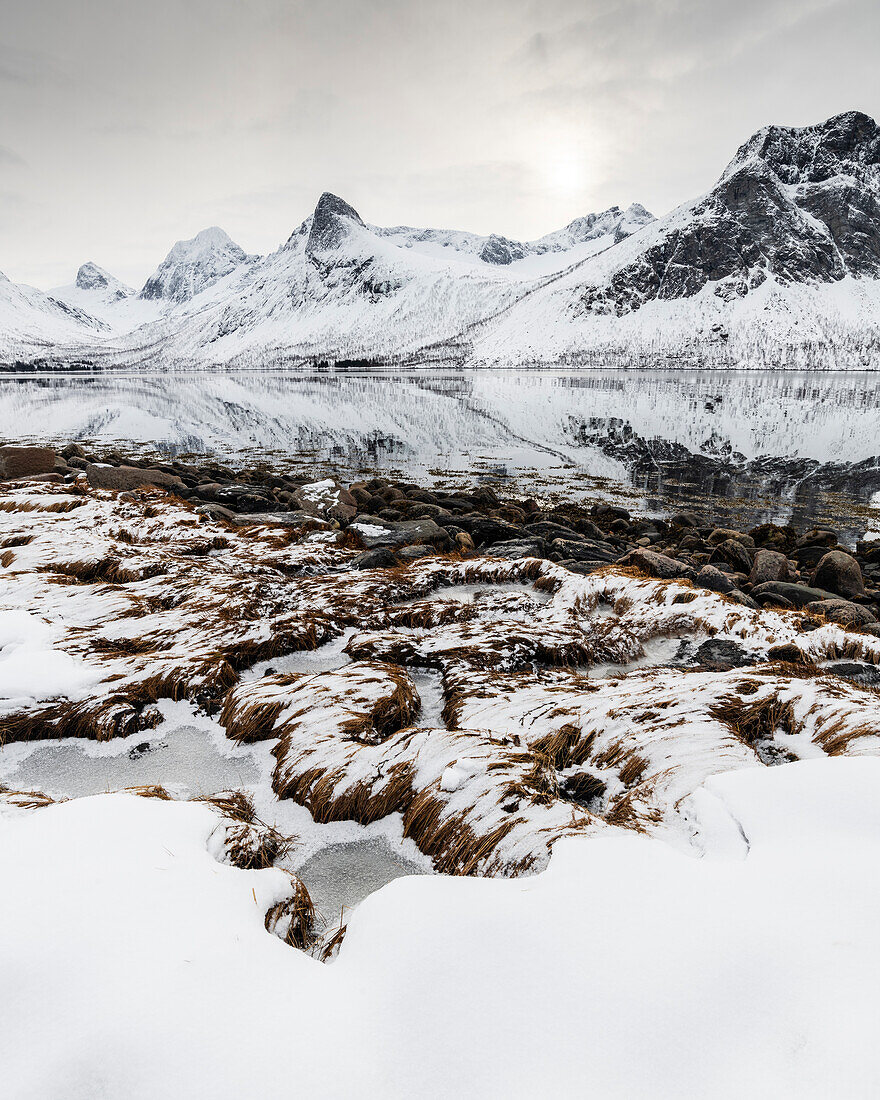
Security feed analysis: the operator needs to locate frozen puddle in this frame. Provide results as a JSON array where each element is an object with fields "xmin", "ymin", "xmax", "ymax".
[
  {"xmin": 296, "ymin": 837, "xmax": 428, "ymax": 933},
  {"xmin": 0, "ymin": 725, "xmax": 260, "ymax": 800}
]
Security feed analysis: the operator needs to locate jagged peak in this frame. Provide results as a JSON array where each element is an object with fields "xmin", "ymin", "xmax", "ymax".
[
  {"xmin": 306, "ymin": 193, "xmax": 365, "ymax": 254},
  {"xmin": 140, "ymin": 226, "xmax": 249, "ymax": 303},
  {"xmin": 724, "ymin": 110, "xmax": 880, "ymax": 186}
]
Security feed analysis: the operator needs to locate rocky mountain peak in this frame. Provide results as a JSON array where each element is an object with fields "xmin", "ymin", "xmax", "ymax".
[
  {"xmin": 306, "ymin": 192, "xmax": 365, "ymax": 255},
  {"xmin": 75, "ymin": 262, "xmax": 114, "ymax": 292},
  {"xmin": 140, "ymin": 227, "xmax": 249, "ymax": 303},
  {"xmin": 726, "ymin": 110, "xmax": 880, "ymax": 186}
]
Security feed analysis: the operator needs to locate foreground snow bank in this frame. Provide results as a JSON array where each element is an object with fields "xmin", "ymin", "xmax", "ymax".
[{"xmin": 2, "ymin": 759, "xmax": 879, "ymax": 1099}]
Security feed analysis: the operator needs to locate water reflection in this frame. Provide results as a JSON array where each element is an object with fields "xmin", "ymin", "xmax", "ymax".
[{"xmin": 1, "ymin": 366, "xmax": 878, "ymax": 534}]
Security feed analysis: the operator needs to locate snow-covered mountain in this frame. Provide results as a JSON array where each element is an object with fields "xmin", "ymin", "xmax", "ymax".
[
  {"xmin": 50, "ymin": 263, "xmax": 161, "ymax": 335},
  {"xmin": 139, "ymin": 227, "xmax": 253, "ymax": 304},
  {"xmin": 2, "ymin": 110, "xmax": 879, "ymax": 369}
]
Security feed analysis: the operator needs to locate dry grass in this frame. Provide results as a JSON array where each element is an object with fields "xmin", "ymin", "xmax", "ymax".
[
  {"xmin": 712, "ymin": 693, "xmax": 801, "ymax": 748},
  {"xmin": 265, "ymin": 875, "xmax": 316, "ymax": 951}
]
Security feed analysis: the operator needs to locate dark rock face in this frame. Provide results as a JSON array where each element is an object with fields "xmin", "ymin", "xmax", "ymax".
[
  {"xmin": 578, "ymin": 110, "xmax": 880, "ymax": 316},
  {"xmin": 812, "ymin": 550, "xmax": 866, "ymax": 599},
  {"xmin": 306, "ymin": 193, "xmax": 365, "ymax": 255},
  {"xmin": 479, "ymin": 235, "xmax": 526, "ymax": 265}
]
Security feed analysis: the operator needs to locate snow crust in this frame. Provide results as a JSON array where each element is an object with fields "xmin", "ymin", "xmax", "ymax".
[{"xmin": 2, "ymin": 760, "xmax": 879, "ymax": 1098}]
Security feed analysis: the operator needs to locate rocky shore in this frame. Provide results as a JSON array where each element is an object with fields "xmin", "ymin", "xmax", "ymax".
[{"xmin": 4, "ymin": 441, "xmax": 880, "ymax": 643}]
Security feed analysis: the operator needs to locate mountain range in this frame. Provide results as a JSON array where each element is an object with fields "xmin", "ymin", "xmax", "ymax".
[{"xmin": 2, "ymin": 110, "xmax": 879, "ymax": 370}]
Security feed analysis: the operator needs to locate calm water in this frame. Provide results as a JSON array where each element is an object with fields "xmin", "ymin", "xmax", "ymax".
[{"xmin": 2, "ymin": 366, "xmax": 879, "ymax": 534}]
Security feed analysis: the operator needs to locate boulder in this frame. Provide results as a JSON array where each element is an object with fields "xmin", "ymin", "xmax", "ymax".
[
  {"xmin": 558, "ymin": 560, "xmax": 609, "ymax": 576},
  {"xmin": 291, "ymin": 478, "xmax": 357, "ymax": 522},
  {"xmin": 351, "ymin": 548, "xmax": 398, "ymax": 570},
  {"xmin": 0, "ymin": 446, "xmax": 56, "ymax": 480},
  {"xmin": 693, "ymin": 638, "xmax": 756, "ymax": 669},
  {"xmin": 748, "ymin": 549, "xmax": 789, "ymax": 585},
  {"xmin": 811, "ymin": 550, "xmax": 865, "ymax": 599},
  {"xmin": 349, "ymin": 518, "xmax": 453, "ymax": 551},
  {"xmin": 86, "ymin": 463, "xmax": 184, "ymax": 492},
  {"xmin": 751, "ymin": 581, "xmax": 837, "ymax": 608},
  {"xmin": 617, "ymin": 549, "xmax": 693, "ymax": 580},
  {"xmin": 709, "ymin": 538, "xmax": 753, "ymax": 574},
  {"xmin": 488, "ymin": 538, "xmax": 549, "ymax": 560},
  {"xmin": 230, "ymin": 510, "xmax": 326, "ymax": 529},
  {"xmin": 551, "ymin": 538, "xmax": 616, "ymax": 563},
  {"xmin": 707, "ymin": 528, "xmax": 755, "ymax": 547},
  {"xmin": 804, "ymin": 599, "xmax": 877, "ymax": 627},
  {"xmin": 694, "ymin": 564, "xmax": 738, "ymax": 594}
]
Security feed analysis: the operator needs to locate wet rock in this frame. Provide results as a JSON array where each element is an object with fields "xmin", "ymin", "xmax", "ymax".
[
  {"xmin": 804, "ymin": 599, "xmax": 877, "ymax": 627},
  {"xmin": 748, "ymin": 548, "xmax": 790, "ymax": 585},
  {"xmin": 811, "ymin": 550, "xmax": 865, "ymax": 599},
  {"xmin": 751, "ymin": 581, "xmax": 837, "ymax": 608},
  {"xmin": 693, "ymin": 638, "xmax": 756, "ymax": 669},
  {"xmin": 694, "ymin": 564, "xmax": 738, "ymax": 594},
  {"xmin": 0, "ymin": 446, "xmax": 57, "ymax": 480},
  {"xmin": 86, "ymin": 463, "xmax": 184, "ymax": 492},
  {"xmin": 617, "ymin": 548, "xmax": 693, "ymax": 580}
]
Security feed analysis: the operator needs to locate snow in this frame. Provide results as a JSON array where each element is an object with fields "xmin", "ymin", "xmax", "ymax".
[{"xmin": 1, "ymin": 759, "xmax": 879, "ymax": 1097}]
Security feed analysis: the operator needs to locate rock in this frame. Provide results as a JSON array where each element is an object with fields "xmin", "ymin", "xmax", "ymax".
[
  {"xmin": 451, "ymin": 516, "xmax": 524, "ymax": 547},
  {"xmin": 558, "ymin": 560, "xmax": 609, "ymax": 576},
  {"xmin": 60, "ymin": 442, "xmax": 86, "ymax": 460},
  {"xmin": 397, "ymin": 545, "xmax": 435, "ymax": 561},
  {"xmin": 793, "ymin": 545, "xmax": 831, "ymax": 569},
  {"xmin": 748, "ymin": 548, "xmax": 789, "ymax": 585},
  {"xmin": 291, "ymin": 479, "xmax": 357, "ymax": 522},
  {"xmin": 826, "ymin": 662, "xmax": 880, "ymax": 687},
  {"xmin": 551, "ymin": 538, "xmax": 617, "ymax": 563},
  {"xmin": 811, "ymin": 550, "xmax": 865, "ymax": 599},
  {"xmin": 454, "ymin": 531, "xmax": 475, "ymax": 551},
  {"xmin": 708, "ymin": 528, "xmax": 755, "ymax": 547},
  {"xmin": 193, "ymin": 503, "xmax": 236, "ymax": 521},
  {"xmin": 709, "ymin": 538, "xmax": 753, "ymax": 574},
  {"xmin": 617, "ymin": 549, "xmax": 693, "ymax": 580},
  {"xmin": 349, "ymin": 518, "xmax": 453, "ymax": 550},
  {"xmin": 694, "ymin": 564, "xmax": 738, "ymax": 594},
  {"xmin": 523, "ymin": 520, "xmax": 578, "ymax": 541},
  {"xmin": 230, "ymin": 510, "xmax": 326, "ymax": 529},
  {"xmin": 750, "ymin": 581, "xmax": 837, "ymax": 609},
  {"xmin": 86, "ymin": 463, "xmax": 184, "ymax": 492},
  {"xmin": 351, "ymin": 548, "xmax": 398, "ymax": 570},
  {"xmin": 0, "ymin": 446, "xmax": 56, "ymax": 480},
  {"xmin": 804, "ymin": 599, "xmax": 877, "ymax": 627},
  {"xmin": 766, "ymin": 643, "xmax": 812, "ymax": 665},
  {"xmin": 693, "ymin": 638, "xmax": 756, "ymax": 669},
  {"xmin": 749, "ymin": 523, "xmax": 796, "ymax": 552},
  {"xmin": 488, "ymin": 538, "xmax": 548, "ymax": 560},
  {"xmin": 669, "ymin": 512, "xmax": 699, "ymax": 529},
  {"xmin": 212, "ymin": 484, "xmax": 273, "ymax": 512},
  {"xmin": 798, "ymin": 528, "xmax": 838, "ymax": 548},
  {"xmin": 728, "ymin": 589, "xmax": 759, "ymax": 609}
]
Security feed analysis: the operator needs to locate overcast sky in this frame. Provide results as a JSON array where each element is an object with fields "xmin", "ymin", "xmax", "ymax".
[{"xmin": 1, "ymin": 0, "xmax": 878, "ymax": 289}]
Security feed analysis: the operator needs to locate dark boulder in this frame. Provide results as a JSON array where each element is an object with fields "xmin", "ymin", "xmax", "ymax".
[{"xmin": 811, "ymin": 550, "xmax": 865, "ymax": 599}]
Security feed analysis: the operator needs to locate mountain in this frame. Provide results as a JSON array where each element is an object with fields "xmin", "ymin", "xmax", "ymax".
[
  {"xmin": 139, "ymin": 227, "xmax": 253, "ymax": 304},
  {"xmin": 50, "ymin": 263, "xmax": 162, "ymax": 336},
  {"xmin": 3, "ymin": 110, "xmax": 879, "ymax": 369},
  {"xmin": 0, "ymin": 269, "xmax": 104, "ymax": 360},
  {"xmin": 468, "ymin": 110, "xmax": 880, "ymax": 367}
]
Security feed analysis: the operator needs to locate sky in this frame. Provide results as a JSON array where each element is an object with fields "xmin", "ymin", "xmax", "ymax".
[{"xmin": 0, "ymin": 0, "xmax": 878, "ymax": 290}]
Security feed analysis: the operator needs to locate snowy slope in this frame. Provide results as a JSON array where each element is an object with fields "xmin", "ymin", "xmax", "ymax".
[{"xmin": 0, "ymin": 269, "xmax": 104, "ymax": 360}]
